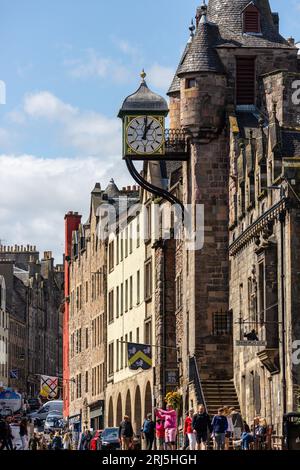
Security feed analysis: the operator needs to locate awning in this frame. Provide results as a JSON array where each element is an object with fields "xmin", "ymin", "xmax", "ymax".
[
  {"xmin": 89, "ymin": 400, "xmax": 104, "ymax": 420},
  {"xmin": 68, "ymin": 414, "xmax": 81, "ymax": 425}
]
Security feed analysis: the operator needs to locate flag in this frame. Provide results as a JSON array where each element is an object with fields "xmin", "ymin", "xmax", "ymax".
[
  {"xmin": 40, "ymin": 375, "xmax": 58, "ymax": 399},
  {"xmin": 128, "ymin": 343, "xmax": 152, "ymax": 370},
  {"xmin": 9, "ymin": 369, "xmax": 18, "ymax": 379}
]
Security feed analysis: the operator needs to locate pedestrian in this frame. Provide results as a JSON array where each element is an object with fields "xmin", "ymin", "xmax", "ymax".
[
  {"xmin": 223, "ymin": 407, "xmax": 234, "ymax": 450},
  {"xmin": 229, "ymin": 407, "xmax": 244, "ymax": 440},
  {"xmin": 255, "ymin": 418, "xmax": 267, "ymax": 450},
  {"xmin": 19, "ymin": 418, "xmax": 28, "ymax": 450},
  {"xmin": 77, "ymin": 430, "xmax": 86, "ymax": 450},
  {"xmin": 63, "ymin": 431, "xmax": 72, "ymax": 450},
  {"xmin": 119, "ymin": 415, "xmax": 134, "ymax": 450},
  {"xmin": 0, "ymin": 417, "xmax": 6, "ymax": 450},
  {"xmin": 184, "ymin": 409, "xmax": 196, "ymax": 450},
  {"xmin": 156, "ymin": 405, "xmax": 177, "ymax": 451},
  {"xmin": 83, "ymin": 429, "xmax": 93, "ymax": 450},
  {"xmin": 192, "ymin": 404, "xmax": 212, "ymax": 450},
  {"xmin": 0, "ymin": 418, "xmax": 14, "ymax": 451},
  {"xmin": 156, "ymin": 417, "xmax": 165, "ymax": 450},
  {"xmin": 241, "ymin": 422, "xmax": 254, "ymax": 450},
  {"xmin": 52, "ymin": 431, "xmax": 63, "ymax": 451},
  {"xmin": 38, "ymin": 433, "xmax": 47, "ymax": 451},
  {"xmin": 211, "ymin": 408, "xmax": 228, "ymax": 450},
  {"xmin": 141, "ymin": 413, "xmax": 155, "ymax": 450},
  {"xmin": 181, "ymin": 412, "xmax": 189, "ymax": 450},
  {"xmin": 28, "ymin": 432, "xmax": 39, "ymax": 451}
]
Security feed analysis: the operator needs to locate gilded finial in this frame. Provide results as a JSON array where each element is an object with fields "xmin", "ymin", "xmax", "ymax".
[{"xmin": 140, "ymin": 69, "xmax": 147, "ymax": 82}]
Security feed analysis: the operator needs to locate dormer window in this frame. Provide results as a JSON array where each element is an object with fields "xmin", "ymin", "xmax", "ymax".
[{"xmin": 243, "ymin": 3, "xmax": 261, "ymax": 34}]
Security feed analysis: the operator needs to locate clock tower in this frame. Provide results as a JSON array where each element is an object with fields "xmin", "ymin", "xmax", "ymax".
[{"xmin": 118, "ymin": 71, "xmax": 169, "ymax": 159}]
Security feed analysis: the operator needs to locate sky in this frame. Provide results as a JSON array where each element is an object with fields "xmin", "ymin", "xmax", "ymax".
[{"xmin": 0, "ymin": 0, "xmax": 299, "ymax": 262}]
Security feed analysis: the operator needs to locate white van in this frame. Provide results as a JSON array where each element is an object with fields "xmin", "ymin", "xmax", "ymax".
[{"xmin": 29, "ymin": 400, "xmax": 63, "ymax": 423}]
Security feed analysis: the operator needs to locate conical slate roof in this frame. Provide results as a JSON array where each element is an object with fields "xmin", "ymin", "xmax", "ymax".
[
  {"xmin": 118, "ymin": 75, "xmax": 168, "ymax": 117},
  {"xmin": 177, "ymin": 17, "xmax": 224, "ymax": 76},
  {"xmin": 168, "ymin": 21, "xmax": 196, "ymax": 95},
  {"xmin": 104, "ymin": 179, "xmax": 120, "ymax": 198},
  {"xmin": 207, "ymin": 0, "xmax": 290, "ymax": 48},
  {"xmin": 168, "ymin": 41, "xmax": 191, "ymax": 95}
]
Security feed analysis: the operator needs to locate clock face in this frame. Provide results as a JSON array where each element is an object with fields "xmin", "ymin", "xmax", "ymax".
[{"xmin": 126, "ymin": 116, "xmax": 164, "ymax": 155}]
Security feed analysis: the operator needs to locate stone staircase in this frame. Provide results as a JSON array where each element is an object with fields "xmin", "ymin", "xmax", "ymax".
[{"xmin": 201, "ymin": 380, "xmax": 240, "ymax": 416}]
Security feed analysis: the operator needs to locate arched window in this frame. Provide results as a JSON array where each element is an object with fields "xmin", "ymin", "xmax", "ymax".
[{"xmin": 243, "ymin": 3, "xmax": 261, "ymax": 34}]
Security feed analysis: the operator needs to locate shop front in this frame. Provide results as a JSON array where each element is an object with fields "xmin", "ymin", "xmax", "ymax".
[
  {"xmin": 89, "ymin": 400, "xmax": 104, "ymax": 432},
  {"xmin": 68, "ymin": 412, "xmax": 82, "ymax": 448}
]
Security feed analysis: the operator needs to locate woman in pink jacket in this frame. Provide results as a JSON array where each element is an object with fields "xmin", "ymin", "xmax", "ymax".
[{"xmin": 156, "ymin": 405, "xmax": 177, "ymax": 450}]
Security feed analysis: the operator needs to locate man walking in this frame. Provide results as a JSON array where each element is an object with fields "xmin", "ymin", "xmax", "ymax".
[
  {"xmin": 0, "ymin": 418, "xmax": 14, "ymax": 451},
  {"xmin": 19, "ymin": 418, "xmax": 28, "ymax": 450},
  {"xmin": 142, "ymin": 413, "xmax": 155, "ymax": 450},
  {"xmin": 119, "ymin": 415, "xmax": 133, "ymax": 450},
  {"xmin": 192, "ymin": 404, "xmax": 212, "ymax": 450},
  {"xmin": 212, "ymin": 408, "xmax": 228, "ymax": 450},
  {"xmin": 229, "ymin": 407, "xmax": 244, "ymax": 440}
]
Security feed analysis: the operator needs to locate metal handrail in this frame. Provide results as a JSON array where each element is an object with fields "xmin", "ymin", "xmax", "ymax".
[{"xmin": 190, "ymin": 355, "xmax": 207, "ymax": 411}]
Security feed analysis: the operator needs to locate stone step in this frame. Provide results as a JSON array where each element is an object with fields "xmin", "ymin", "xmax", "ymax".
[{"xmin": 201, "ymin": 379, "xmax": 240, "ymax": 416}]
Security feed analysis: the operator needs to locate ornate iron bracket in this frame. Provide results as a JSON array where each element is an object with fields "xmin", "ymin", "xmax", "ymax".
[
  {"xmin": 125, "ymin": 157, "xmax": 184, "ymax": 215},
  {"xmin": 124, "ymin": 128, "xmax": 188, "ymax": 219}
]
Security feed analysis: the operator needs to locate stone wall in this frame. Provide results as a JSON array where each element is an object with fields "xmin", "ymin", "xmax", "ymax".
[{"xmin": 69, "ymin": 207, "xmax": 106, "ymax": 428}]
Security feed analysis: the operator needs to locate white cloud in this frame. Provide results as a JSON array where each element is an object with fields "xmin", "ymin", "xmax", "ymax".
[
  {"xmin": 111, "ymin": 37, "xmax": 141, "ymax": 60},
  {"xmin": 0, "ymin": 154, "xmax": 133, "ymax": 262},
  {"xmin": 7, "ymin": 109, "xmax": 26, "ymax": 124},
  {"xmin": 64, "ymin": 48, "xmax": 131, "ymax": 84},
  {"xmin": 10, "ymin": 91, "xmax": 122, "ymax": 157},
  {"xmin": 147, "ymin": 64, "xmax": 175, "ymax": 91},
  {"xmin": 24, "ymin": 91, "xmax": 77, "ymax": 121}
]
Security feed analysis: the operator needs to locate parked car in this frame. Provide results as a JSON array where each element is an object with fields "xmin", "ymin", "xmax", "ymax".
[
  {"xmin": 100, "ymin": 427, "xmax": 120, "ymax": 450},
  {"xmin": 29, "ymin": 400, "xmax": 63, "ymax": 424},
  {"xmin": 27, "ymin": 398, "xmax": 42, "ymax": 412},
  {"xmin": 44, "ymin": 411, "xmax": 65, "ymax": 434},
  {"xmin": 90, "ymin": 430, "xmax": 103, "ymax": 450}
]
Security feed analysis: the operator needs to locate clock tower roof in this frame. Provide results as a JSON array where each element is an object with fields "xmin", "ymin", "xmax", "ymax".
[
  {"xmin": 177, "ymin": 13, "xmax": 224, "ymax": 76},
  {"xmin": 118, "ymin": 71, "xmax": 169, "ymax": 118}
]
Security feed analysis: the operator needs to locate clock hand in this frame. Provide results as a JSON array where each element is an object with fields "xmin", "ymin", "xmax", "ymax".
[
  {"xmin": 146, "ymin": 120, "xmax": 153, "ymax": 132},
  {"xmin": 142, "ymin": 119, "xmax": 154, "ymax": 142},
  {"xmin": 142, "ymin": 117, "xmax": 148, "ymax": 140}
]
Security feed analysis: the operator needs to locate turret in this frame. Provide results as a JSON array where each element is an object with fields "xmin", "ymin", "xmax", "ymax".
[
  {"xmin": 177, "ymin": 9, "xmax": 227, "ymax": 134},
  {"xmin": 167, "ymin": 20, "xmax": 195, "ymax": 129}
]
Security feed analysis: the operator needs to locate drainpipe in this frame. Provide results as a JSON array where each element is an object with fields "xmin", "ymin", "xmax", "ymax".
[
  {"xmin": 279, "ymin": 210, "xmax": 287, "ymax": 417},
  {"xmin": 162, "ymin": 241, "xmax": 166, "ymax": 404}
]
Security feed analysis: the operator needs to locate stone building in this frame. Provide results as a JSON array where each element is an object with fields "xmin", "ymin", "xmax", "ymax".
[
  {"xmin": 154, "ymin": 0, "xmax": 300, "ymax": 435},
  {"xmin": 0, "ymin": 275, "xmax": 9, "ymax": 388},
  {"xmin": 0, "ymin": 245, "xmax": 64, "ymax": 395},
  {"xmin": 66, "ymin": 183, "xmax": 110, "ymax": 432},
  {"xmin": 105, "ymin": 181, "xmax": 155, "ymax": 435},
  {"xmin": 67, "ymin": 193, "xmax": 106, "ymax": 432}
]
